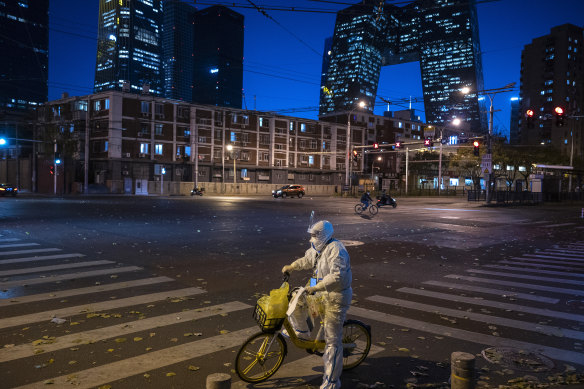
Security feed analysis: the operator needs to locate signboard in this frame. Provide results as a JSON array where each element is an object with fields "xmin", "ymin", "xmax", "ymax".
[{"xmin": 481, "ymin": 153, "xmax": 492, "ymax": 175}]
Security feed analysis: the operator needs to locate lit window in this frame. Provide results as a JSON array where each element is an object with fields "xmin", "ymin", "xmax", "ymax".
[
  {"xmin": 230, "ymin": 132, "xmax": 236, "ymax": 142},
  {"xmin": 155, "ymin": 144, "xmax": 163, "ymax": 155},
  {"xmin": 140, "ymin": 143, "xmax": 149, "ymax": 154},
  {"xmin": 301, "ymin": 123, "xmax": 306, "ymax": 132}
]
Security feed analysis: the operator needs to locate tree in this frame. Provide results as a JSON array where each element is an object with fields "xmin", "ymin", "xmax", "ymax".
[{"xmin": 448, "ymin": 146, "xmax": 482, "ymax": 191}]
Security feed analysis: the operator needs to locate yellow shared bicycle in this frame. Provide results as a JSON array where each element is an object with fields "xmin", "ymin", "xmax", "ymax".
[{"xmin": 235, "ymin": 273, "xmax": 371, "ymax": 383}]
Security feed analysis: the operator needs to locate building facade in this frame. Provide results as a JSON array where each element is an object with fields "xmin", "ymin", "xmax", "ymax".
[
  {"xmin": 192, "ymin": 6, "xmax": 244, "ymax": 108},
  {"xmin": 519, "ymin": 24, "xmax": 584, "ymax": 161},
  {"xmin": 36, "ymin": 92, "xmax": 365, "ymax": 194},
  {"xmin": 319, "ymin": 0, "xmax": 486, "ymax": 133},
  {"xmin": 94, "ymin": 0, "xmax": 164, "ymax": 96}
]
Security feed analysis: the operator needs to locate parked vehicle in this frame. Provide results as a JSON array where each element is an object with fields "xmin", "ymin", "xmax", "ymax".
[
  {"xmin": 376, "ymin": 195, "xmax": 397, "ymax": 208},
  {"xmin": 0, "ymin": 183, "xmax": 18, "ymax": 196},
  {"xmin": 272, "ymin": 184, "xmax": 305, "ymax": 198},
  {"xmin": 190, "ymin": 187, "xmax": 204, "ymax": 196}
]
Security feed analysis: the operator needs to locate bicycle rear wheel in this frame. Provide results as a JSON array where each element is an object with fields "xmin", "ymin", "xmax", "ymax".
[
  {"xmin": 354, "ymin": 204, "xmax": 364, "ymax": 214},
  {"xmin": 235, "ymin": 332, "xmax": 287, "ymax": 383},
  {"xmin": 342, "ymin": 319, "xmax": 371, "ymax": 370},
  {"xmin": 368, "ymin": 204, "xmax": 379, "ymax": 215}
]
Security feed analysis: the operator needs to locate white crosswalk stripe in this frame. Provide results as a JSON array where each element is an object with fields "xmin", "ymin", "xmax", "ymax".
[
  {"xmin": 445, "ymin": 274, "xmax": 584, "ymax": 296},
  {"xmin": 0, "ymin": 260, "xmax": 115, "ymax": 277},
  {"xmin": 497, "ymin": 259, "xmax": 583, "ymax": 271},
  {"xmin": 0, "ymin": 243, "xmax": 40, "ymax": 249},
  {"xmin": 481, "ymin": 264, "xmax": 584, "ymax": 278},
  {"xmin": 0, "ymin": 248, "xmax": 61, "ymax": 256},
  {"xmin": 509, "ymin": 256, "xmax": 584, "ymax": 267},
  {"xmin": 0, "ymin": 253, "xmax": 85, "ymax": 265},
  {"xmin": 465, "ymin": 268, "xmax": 584, "ymax": 286}
]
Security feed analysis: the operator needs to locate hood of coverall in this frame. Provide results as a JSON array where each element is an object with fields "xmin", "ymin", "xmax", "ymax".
[{"xmin": 308, "ymin": 220, "xmax": 334, "ymax": 252}]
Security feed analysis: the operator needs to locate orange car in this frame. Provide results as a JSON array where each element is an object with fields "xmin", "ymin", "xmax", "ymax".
[{"xmin": 272, "ymin": 184, "xmax": 305, "ymax": 198}]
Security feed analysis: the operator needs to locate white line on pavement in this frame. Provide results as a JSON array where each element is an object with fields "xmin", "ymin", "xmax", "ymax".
[
  {"xmin": 0, "ymin": 260, "xmax": 115, "ymax": 277},
  {"xmin": 509, "ymin": 257, "xmax": 584, "ymax": 267},
  {"xmin": 367, "ymin": 295, "xmax": 583, "ymax": 340},
  {"xmin": 422, "ymin": 280, "xmax": 559, "ymax": 304},
  {"xmin": 14, "ymin": 327, "xmax": 257, "ymax": 389},
  {"xmin": 545, "ymin": 249, "xmax": 584, "ymax": 255},
  {"xmin": 0, "ymin": 276, "xmax": 174, "ymax": 307},
  {"xmin": 0, "ymin": 286, "xmax": 206, "ymax": 330},
  {"xmin": 0, "ymin": 301, "xmax": 251, "ymax": 362},
  {"xmin": 0, "ymin": 243, "xmax": 39, "ymax": 249},
  {"xmin": 538, "ymin": 251, "xmax": 584, "ymax": 258},
  {"xmin": 465, "ymin": 269, "xmax": 584, "ymax": 286},
  {"xmin": 523, "ymin": 254, "xmax": 584, "ymax": 262},
  {"xmin": 497, "ymin": 260, "xmax": 582, "ymax": 271},
  {"xmin": 0, "ymin": 266, "xmax": 142, "ymax": 289},
  {"xmin": 481, "ymin": 264, "xmax": 584, "ymax": 279},
  {"xmin": 398, "ymin": 287, "xmax": 584, "ymax": 322},
  {"xmin": 0, "ymin": 238, "xmax": 20, "ymax": 243},
  {"xmin": 0, "ymin": 248, "xmax": 61, "ymax": 256},
  {"xmin": 541, "ymin": 223, "xmax": 576, "ymax": 228},
  {"xmin": 0, "ymin": 253, "xmax": 85, "ymax": 265},
  {"xmin": 349, "ymin": 306, "xmax": 584, "ymax": 365}
]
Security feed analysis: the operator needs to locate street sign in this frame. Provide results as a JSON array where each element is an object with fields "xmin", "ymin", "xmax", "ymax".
[{"xmin": 481, "ymin": 153, "xmax": 492, "ymax": 174}]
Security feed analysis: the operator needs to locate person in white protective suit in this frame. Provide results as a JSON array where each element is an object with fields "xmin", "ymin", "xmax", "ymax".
[{"xmin": 281, "ymin": 220, "xmax": 352, "ymax": 389}]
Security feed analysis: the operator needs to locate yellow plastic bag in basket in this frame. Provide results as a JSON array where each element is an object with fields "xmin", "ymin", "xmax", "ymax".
[{"xmin": 258, "ymin": 282, "xmax": 289, "ymax": 319}]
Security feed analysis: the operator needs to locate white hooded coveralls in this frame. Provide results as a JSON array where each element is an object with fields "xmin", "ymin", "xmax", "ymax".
[{"xmin": 289, "ymin": 221, "xmax": 352, "ymax": 389}]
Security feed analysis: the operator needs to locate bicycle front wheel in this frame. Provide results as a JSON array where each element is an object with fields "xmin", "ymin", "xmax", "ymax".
[
  {"xmin": 235, "ymin": 332, "xmax": 287, "ymax": 383},
  {"xmin": 354, "ymin": 204, "xmax": 364, "ymax": 214},
  {"xmin": 342, "ymin": 319, "xmax": 371, "ymax": 370},
  {"xmin": 368, "ymin": 204, "xmax": 379, "ymax": 215}
]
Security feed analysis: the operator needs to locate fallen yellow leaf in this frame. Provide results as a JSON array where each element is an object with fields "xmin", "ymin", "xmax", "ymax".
[
  {"xmin": 133, "ymin": 337, "xmax": 143, "ymax": 342},
  {"xmin": 115, "ymin": 338, "xmax": 127, "ymax": 343},
  {"xmin": 188, "ymin": 365, "xmax": 200, "ymax": 371},
  {"xmin": 166, "ymin": 372, "xmax": 176, "ymax": 377}
]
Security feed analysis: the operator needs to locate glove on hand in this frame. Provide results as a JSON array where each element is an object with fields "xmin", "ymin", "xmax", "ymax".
[
  {"xmin": 305, "ymin": 286, "xmax": 316, "ymax": 295},
  {"xmin": 281, "ymin": 265, "xmax": 294, "ymax": 274}
]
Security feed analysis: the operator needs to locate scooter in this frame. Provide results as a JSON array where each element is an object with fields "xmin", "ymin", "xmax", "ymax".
[
  {"xmin": 191, "ymin": 187, "xmax": 204, "ymax": 196},
  {"xmin": 376, "ymin": 196, "xmax": 397, "ymax": 208}
]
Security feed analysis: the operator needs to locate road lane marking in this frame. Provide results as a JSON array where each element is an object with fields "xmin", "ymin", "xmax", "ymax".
[
  {"xmin": 481, "ymin": 264, "xmax": 584, "ymax": 278},
  {"xmin": 0, "ymin": 253, "xmax": 85, "ymax": 265},
  {"xmin": 0, "ymin": 260, "xmax": 115, "ymax": 277},
  {"xmin": 0, "ymin": 266, "xmax": 142, "ymax": 289},
  {"xmin": 523, "ymin": 254, "xmax": 584, "ymax": 262},
  {"xmin": 545, "ymin": 249, "xmax": 584, "ymax": 255},
  {"xmin": 422, "ymin": 280, "xmax": 559, "ymax": 304},
  {"xmin": 231, "ymin": 344, "xmax": 385, "ymax": 389},
  {"xmin": 497, "ymin": 260, "xmax": 582, "ymax": 271},
  {"xmin": 465, "ymin": 269, "xmax": 584, "ymax": 286},
  {"xmin": 542, "ymin": 223, "xmax": 576, "ymax": 228},
  {"xmin": 509, "ymin": 256, "xmax": 584, "ymax": 267},
  {"xmin": 349, "ymin": 306, "xmax": 584, "ymax": 366},
  {"xmin": 0, "ymin": 238, "xmax": 20, "ymax": 243},
  {"xmin": 0, "ymin": 301, "xmax": 251, "ymax": 362},
  {"xmin": 0, "ymin": 248, "xmax": 61, "ymax": 256},
  {"xmin": 397, "ymin": 287, "xmax": 584, "ymax": 322},
  {"xmin": 0, "ymin": 286, "xmax": 206, "ymax": 330},
  {"xmin": 538, "ymin": 251, "xmax": 584, "ymax": 258},
  {"xmin": 422, "ymin": 208, "xmax": 487, "ymax": 212},
  {"xmin": 0, "ymin": 276, "xmax": 174, "ymax": 307},
  {"xmin": 0, "ymin": 243, "xmax": 39, "ymax": 249},
  {"xmin": 367, "ymin": 295, "xmax": 583, "ymax": 340},
  {"xmin": 14, "ymin": 327, "xmax": 257, "ymax": 389}
]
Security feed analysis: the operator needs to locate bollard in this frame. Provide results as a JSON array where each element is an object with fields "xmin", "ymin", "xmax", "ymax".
[
  {"xmin": 451, "ymin": 351, "xmax": 475, "ymax": 389},
  {"xmin": 206, "ymin": 373, "xmax": 231, "ymax": 389}
]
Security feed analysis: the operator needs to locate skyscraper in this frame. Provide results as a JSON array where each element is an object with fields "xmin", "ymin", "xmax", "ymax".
[
  {"xmin": 0, "ymin": 0, "xmax": 49, "ymax": 112},
  {"xmin": 319, "ymin": 0, "xmax": 486, "ymax": 133},
  {"xmin": 192, "ymin": 6, "xmax": 244, "ymax": 108},
  {"xmin": 94, "ymin": 0, "xmax": 163, "ymax": 95},
  {"xmin": 162, "ymin": 0, "xmax": 195, "ymax": 101},
  {"xmin": 519, "ymin": 23, "xmax": 583, "ymax": 159}
]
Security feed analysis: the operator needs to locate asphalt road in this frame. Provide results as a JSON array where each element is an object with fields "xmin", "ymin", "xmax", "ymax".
[{"xmin": 1, "ymin": 194, "xmax": 584, "ymax": 388}]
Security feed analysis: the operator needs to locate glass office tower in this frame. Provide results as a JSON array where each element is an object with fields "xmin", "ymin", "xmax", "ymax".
[
  {"xmin": 94, "ymin": 0, "xmax": 163, "ymax": 95},
  {"xmin": 0, "ymin": 0, "xmax": 49, "ymax": 111},
  {"xmin": 320, "ymin": 0, "xmax": 486, "ymax": 133},
  {"xmin": 162, "ymin": 0, "xmax": 195, "ymax": 101},
  {"xmin": 193, "ymin": 6, "xmax": 244, "ymax": 108}
]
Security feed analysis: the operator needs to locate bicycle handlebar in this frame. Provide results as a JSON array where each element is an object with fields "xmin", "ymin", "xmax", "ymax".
[{"xmin": 282, "ymin": 271, "xmax": 290, "ymax": 282}]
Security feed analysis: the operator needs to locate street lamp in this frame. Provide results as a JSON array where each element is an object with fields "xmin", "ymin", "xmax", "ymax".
[
  {"xmin": 226, "ymin": 144, "xmax": 237, "ymax": 184},
  {"xmin": 346, "ymin": 100, "xmax": 366, "ymax": 190},
  {"xmin": 371, "ymin": 156, "xmax": 382, "ymax": 189},
  {"xmin": 462, "ymin": 83, "xmax": 515, "ymax": 203}
]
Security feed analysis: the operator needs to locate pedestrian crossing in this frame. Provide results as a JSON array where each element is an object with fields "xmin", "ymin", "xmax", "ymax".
[{"xmin": 1, "ymin": 237, "xmax": 584, "ymax": 388}]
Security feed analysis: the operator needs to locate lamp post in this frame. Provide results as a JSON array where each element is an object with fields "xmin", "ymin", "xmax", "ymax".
[
  {"xmin": 371, "ymin": 156, "xmax": 382, "ymax": 190},
  {"xmin": 226, "ymin": 144, "xmax": 236, "ymax": 184},
  {"xmin": 345, "ymin": 101, "xmax": 366, "ymax": 191},
  {"xmin": 462, "ymin": 83, "xmax": 515, "ymax": 203}
]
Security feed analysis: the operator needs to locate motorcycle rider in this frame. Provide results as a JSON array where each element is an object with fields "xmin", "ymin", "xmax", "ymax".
[
  {"xmin": 360, "ymin": 191, "xmax": 373, "ymax": 209},
  {"xmin": 281, "ymin": 220, "xmax": 352, "ymax": 389}
]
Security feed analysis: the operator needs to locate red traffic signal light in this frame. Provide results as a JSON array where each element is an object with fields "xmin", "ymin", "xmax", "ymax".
[
  {"xmin": 525, "ymin": 109, "xmax": 534, "ymax": 118},
  {"xmin": 473, "ymin": 141, "xmax": 480, "ymax": 156},
  {"xmin": 49, "ymin": 165, "xmax": 55, "ymax": 175},
  {"xmin": 424, "ymin": 137, "xmax": 433, "ymax": 147},
  {"xmin": 554, "ymin": 106, "xmax": 564, "ymax": 115},
  {"xmin": 554, "ymin": 106, "xmax": 565, "ymax": 127},
  {"xmin": 395, "ymin": 141, "xmax": 401, "ymax": 149},
  {"xmin": 373, "ymin": 142, "xmax": 379, "ymax": 149},
  {"xmin": 352, "ymin": 149, "xmax": 358, "ymax": 161}
]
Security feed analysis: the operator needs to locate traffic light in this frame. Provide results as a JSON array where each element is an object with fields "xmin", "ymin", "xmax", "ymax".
[
  {"xmin": 54, "ymin": 152, "xmax": 62, "ymax": 165},
  {"xmin": 352, "ymin": 149, "xmax": 358, "ymax": 161},
  {"xmin": 395, "ymin": 141, "xmax": 401, "ymax": 149},
  {"xmin": 554, "ymin": 106, "xmax": 565, "ymax": 127},
  {"xmin": 525, "ymin": 109, "xmax": 535, "ymax": 128},
  {"xmin": 424, "ymin": 137, "xmax": 433, "ymax": 148},
  {"xmin": 373, "ymin": 142, "xmax": 379, "ymax": 149},
  {"xmin": 473, "ymin": 140, "xmax": 480, "ymax": 156},
  {"xmin": 49, "ymin": 165, "xmax": 55, "ymax": 175}
]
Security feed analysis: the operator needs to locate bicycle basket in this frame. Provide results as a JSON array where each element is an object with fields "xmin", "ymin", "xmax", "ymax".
[{"xmin": 253, "ymin": 303, "xmax": 285, "ymax": 333}]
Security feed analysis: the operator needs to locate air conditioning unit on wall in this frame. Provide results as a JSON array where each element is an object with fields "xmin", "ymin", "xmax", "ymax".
[{"xmin": 124, "ymin": 153, "xmax": 131, "ymax": 158}]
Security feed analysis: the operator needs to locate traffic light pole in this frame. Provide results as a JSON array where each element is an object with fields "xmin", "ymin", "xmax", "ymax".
[{"xmin": 53, "ymin": 141, "xmax": 57, "ymax": 195}]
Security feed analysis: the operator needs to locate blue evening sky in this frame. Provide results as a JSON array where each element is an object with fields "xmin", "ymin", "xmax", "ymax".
[{"xmin": 49, "ymin": 0, "xmax": 584, "ymax": 139}]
